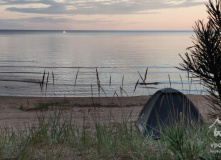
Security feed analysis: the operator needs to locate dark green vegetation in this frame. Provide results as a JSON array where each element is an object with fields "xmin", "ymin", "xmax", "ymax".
[
  {"xmin": 0, "ymin": 106, "xmax": 220, "ymax": 160},
  {"xmin": 179, "ymin": 0, "xmax": 221, "ymax": 119},
  {"xmin": 19, "ymin": 101, "xmax": 123, "ymax": 111}
]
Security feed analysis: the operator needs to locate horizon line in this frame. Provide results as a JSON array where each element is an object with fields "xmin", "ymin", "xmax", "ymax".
[{"xmin": 0, "ymin": 29, "xmax": 193, "ymax": 32}]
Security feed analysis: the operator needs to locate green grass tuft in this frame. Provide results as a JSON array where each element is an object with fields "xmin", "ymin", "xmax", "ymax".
[{"xmin": 1, "ymin": 106, "xmax": 220, "ymax": 159}]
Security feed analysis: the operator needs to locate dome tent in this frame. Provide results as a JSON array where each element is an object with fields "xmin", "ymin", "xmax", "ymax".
[{"xmin": 136, "ymin": 88, "xmax": 203, "ymax": 138}]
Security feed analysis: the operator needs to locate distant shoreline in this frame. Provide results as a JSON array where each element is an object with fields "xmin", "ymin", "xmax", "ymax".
[{"xmin": 0, "ymin": 29, "xmax": 194, "ymax": 32}]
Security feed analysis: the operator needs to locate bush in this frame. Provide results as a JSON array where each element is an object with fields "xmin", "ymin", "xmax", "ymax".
[{"xmin": 179, "ymin": 0, "xmax": 221, "ymax": 119}]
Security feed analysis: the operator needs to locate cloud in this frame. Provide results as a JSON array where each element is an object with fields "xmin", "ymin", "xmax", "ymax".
[
  {"xmin": 0, "ymin": 19, "xmax": 23, "ymax": 29},
  {"xmin": 4, "ymin": 3, "xmax": 50, "ymax": 9},
  {"xmin": 0, "ymin": 17, "xmax": 113, "ymax": 25},
  {"xmin": 2, "ymin": 0, "xmax": 207, "ymax": 15},
  {"xmin": 21, "ymin": 17, "xmax": 71, "ymax": 23},
  {"xmin": 2, "ymin": 0, "xmax": 43, "ymax": 5}
]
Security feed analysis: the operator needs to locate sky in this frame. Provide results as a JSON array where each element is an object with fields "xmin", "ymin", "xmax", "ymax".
[{"xmin": 0, "ymin": 0, "xmax": 209, "ymax": 30}]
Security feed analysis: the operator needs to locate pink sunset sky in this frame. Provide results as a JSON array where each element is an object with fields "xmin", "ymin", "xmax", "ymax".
[{"xmin": 0, "ymin": 0, "xmax": 208, "ymax": 30}]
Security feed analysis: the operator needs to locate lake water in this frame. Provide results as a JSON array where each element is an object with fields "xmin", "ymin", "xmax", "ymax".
[{"xmin": 0, "ymin": 30, "xmax": 205, "ymax": 97}]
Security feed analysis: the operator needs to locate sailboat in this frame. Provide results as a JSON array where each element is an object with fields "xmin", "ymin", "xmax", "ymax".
[{"xmin": 62, "ymin": 30, "xmax": 66, "ymax": 34}]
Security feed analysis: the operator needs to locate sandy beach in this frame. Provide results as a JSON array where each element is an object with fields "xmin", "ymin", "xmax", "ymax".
[{"xmin": 0, "ymin": 95, "xmax": 210, "ymax": 131}]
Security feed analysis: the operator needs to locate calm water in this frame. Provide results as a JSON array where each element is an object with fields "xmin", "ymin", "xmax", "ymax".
[{"xmin": 0, "ymin": 30, "xmax": 205, "ymax": 97}]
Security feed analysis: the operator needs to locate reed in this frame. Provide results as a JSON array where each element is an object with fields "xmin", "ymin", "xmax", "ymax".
[
  {"xmin": 168, "ymin": 74, "xmax": 171, "ymax": 88},
  {"xmin": 39, "ymin": 70, "xmax": 46, "ymax": 91},
  {"xmin": 95, "ymin": 68, "xmax": 101, "ymax": 97},
  {"xmin": 74, "ymin": 69, "xmax": 79, "ymax": 92},
  {"xmin": 179, "ymin": 74, "xmax": 184, "ymax": 91},
  {"xmin": 0, "ymin": 104, "xmax": 218, "ymax": 159},
  {"xmin": 100, "ymin": 85, "xmax": 107, "ymax": 98},
  {"xmin": 137, "ymin": 68, "xmax": 151, "ymax": 95},
  {"xmin": 109, "ymin": 75, "xmax": 111, "ymax": 86},
  {"xmin": 36, "ymin": 66, "xmax": 164, "ymax": 98},
  {"xmin": 3, "ymin": 54, "xmax": 219, "ymax": 160},
  {"xmin": 144, "ymin": 67, "xmax": 148, "ymax": 83},
  {"xmin": 0, "ymin": 68, "xmax": 216, "ymax": 159},
  {"xmin": 95, "ymin": 68, "xmax": 108, "ymax": 98},
  {"xmin": 112, "ymin": 90, "xmax": 121, "ymax": 106},
  {"xmin": 134, "ymin": 79, "xmax": 139, "ymax": 93},
  {"xmin": 120, "ymin": 75, "xmax": 124, "ymax": 96},
  {"xmin": 46, "ymin": 72, "xmax": 49, "ymax": 90},
  {"xmin": 138, "ymin": 67, "xmax": 148, "ymax": 84},
  {"xmin": 91, "ymin": 83, "xmax": 95, "ymax": 106},
  {"xmin": 138, "ymin": 71, "xmax": 145, "ymax": 83},
  {"xmin": 52, "ymin": 71, "xmax": 55, "ymax": 85},
  {"xmin": 120, "ymin": 87, "xmax": 128, "ymax": 97}
]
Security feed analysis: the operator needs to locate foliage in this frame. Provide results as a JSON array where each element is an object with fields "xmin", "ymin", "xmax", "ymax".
[
  {"xmin": 162, "ymin": 123, "xmax": 213, "ymax": 160},
  {"xmin": 179, "ymin": 0, "xmax": 221, "ymax": 119},
  {"xmin": 0, "ymin": 106, "xmax": 219, "ymax": 159}
]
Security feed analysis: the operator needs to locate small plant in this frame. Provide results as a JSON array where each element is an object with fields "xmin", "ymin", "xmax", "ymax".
[
  {"xmin": 1, "ymin": 105, "xmax": 220, "ymax": 159},
  {"xmin": 35, "ymin": 102, "xmax": 50, "ymax": 110},
  {"xmin": 162, "ymin": 122, "xmax": 213, "ymax": 160},
  {"xmin": 104, "ymin": 102, "xmax": 119, "ymax": 108},
  {"xmin": 19, "ymin": 104, "xmax": 24, "ymax": 110},
  {"xmin": 23, "ymin": 102, "xmax": 50, "ymax": 111}
]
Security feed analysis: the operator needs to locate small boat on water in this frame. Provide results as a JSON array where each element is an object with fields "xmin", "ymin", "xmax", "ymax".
[{"xmin": 62, "ymin": 30, "xmax": 66, "ymax": 34}]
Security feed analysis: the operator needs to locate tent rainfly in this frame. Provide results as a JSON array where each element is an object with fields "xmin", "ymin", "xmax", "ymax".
[{"xmin": 136, "ymin": 88, "xmax": 203, "ymax": 138}]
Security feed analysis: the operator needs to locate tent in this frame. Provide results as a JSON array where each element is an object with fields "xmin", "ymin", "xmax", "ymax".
[{"xmin": 136, "ymin": 88, "xmax": 203, "ymax": 138}]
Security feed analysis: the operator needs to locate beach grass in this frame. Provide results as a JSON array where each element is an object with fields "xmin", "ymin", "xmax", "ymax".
[
  {"xmin": 0, "ymin": 103, "xmax": 220, "ymax": 160},
  {"xmin": 0, "ymin": 68, "xmax": 219, "ymax": 159}
]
